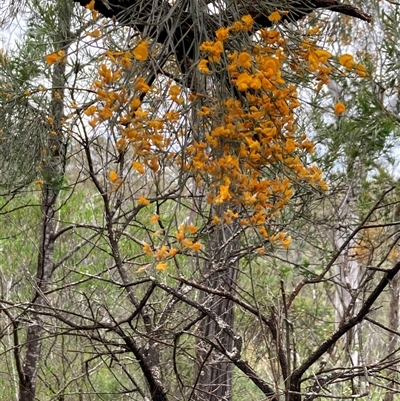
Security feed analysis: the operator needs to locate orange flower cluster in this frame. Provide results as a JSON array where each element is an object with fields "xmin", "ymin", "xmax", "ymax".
[
  {"xmin": 85, "ymin": 49, "xmax": 176, "ymax": 183},
  {"xmin": 299, "ymin": 40, "xmax": 333, "ymax": 87},
  {"xmin": 191, "ymin": 15, "xmax": 328, "ymax": 244},
  {"xmin": 140, "ymin": 223, "xmax": 202, "ymax": 272},
  {"xmin": 352, "ymin": 226, "xmax": 398, "ymax": 265},
  {"xmin": 45, "ymin": 50, "xmax": 66, "ymax": 65},
  {"xmin": 338, "ymin": 53, "xmax": 368, "ymax": 77}
]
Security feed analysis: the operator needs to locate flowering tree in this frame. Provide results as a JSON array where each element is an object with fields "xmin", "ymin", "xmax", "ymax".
[{"xmin": 3, "ymin": 1, "xmax": 400, "ymax": 401}]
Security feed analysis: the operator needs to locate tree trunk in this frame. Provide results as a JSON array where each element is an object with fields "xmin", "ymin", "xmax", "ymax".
[
  {"xmin": 333, "ymin": 182, "xmax": 360, "ymax": 365},
  {"xmin": 18, "ymin": 1, "xmax": 71, "ymax": 399},
  {"xmin": 195, "ymin": 217, "xmax": 239, "ymax": 401},
  {"xmin": 19, "ymin": 186, "xmax": 58, "ymax": 401},
  {"xmin": 384, "ymin": 272, "xmax": 400, "ymax": 401}
]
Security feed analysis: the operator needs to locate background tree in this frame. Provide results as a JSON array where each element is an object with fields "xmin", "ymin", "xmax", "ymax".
[{"xmin": 0, "ymin": 1, "xmax": 74, "ymax": 400}]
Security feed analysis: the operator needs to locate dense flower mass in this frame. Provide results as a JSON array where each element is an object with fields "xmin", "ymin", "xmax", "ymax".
[
  {"xmin": 190, "ymin": 14, "xmax": 328, "ymax": 245},
  {"xmin": 78, "ymin": 14, "xmax": 358, "ymax": 265}
]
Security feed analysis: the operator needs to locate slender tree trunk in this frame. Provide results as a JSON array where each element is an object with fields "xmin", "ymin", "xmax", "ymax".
[
  {"xmin": 18, "ymin": 1, "xmax": 71, "ymax": 399},
  {"xmin": 333, "ymin": 183, "xmax": 359, "ymax": 322},
  {"xmin": 333, "ymin": 181, "xmax": 360, "ymax": 364},
  {"xmin": 384, "ymin": 272, "xmax": 400, "ymax": 401},
  {"xmin": 331, "ymin": 173, "xmax": 362, "ymax": 396},
  {"xmin": 19, "ymin": 186, "xmax": 58, "ymax": 401}
]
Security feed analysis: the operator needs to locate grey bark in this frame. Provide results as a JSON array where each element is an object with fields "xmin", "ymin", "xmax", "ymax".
[
  {"xmin": 384, "ymin": 272, "xmax": 400, "ymax": 401},
  {"xmin": 195, "ymin": 218, "xmax": 240, "ymax": 401},
  {"xmin": 18, "ymin": 1, "xmax": 71, "ymax": 400}
]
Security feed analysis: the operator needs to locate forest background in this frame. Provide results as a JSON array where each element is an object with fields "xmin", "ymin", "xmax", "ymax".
[{"xmin": 1, "ymin": 1, "xmax": 400, "ymax": 401}]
